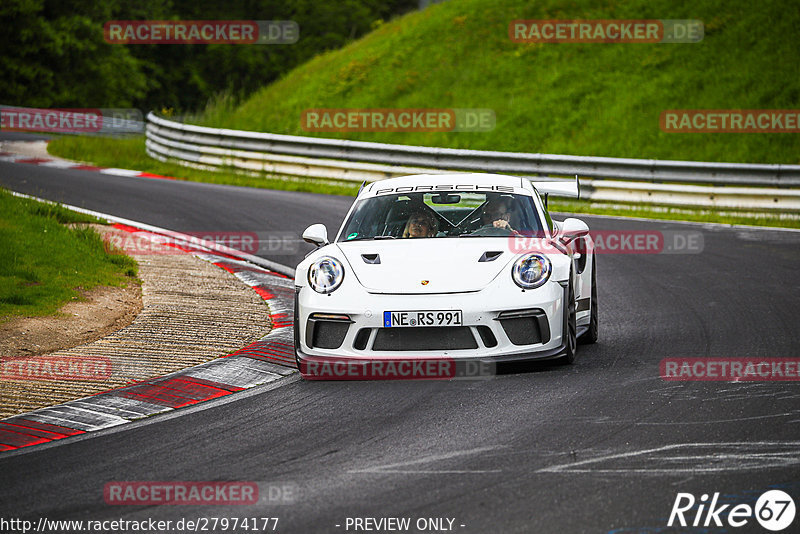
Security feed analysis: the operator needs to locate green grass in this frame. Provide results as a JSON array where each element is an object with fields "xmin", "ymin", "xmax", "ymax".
[
  {"xmin": 0, "ymin": 189, "xmax": 139, "ymax": 321},
  {"xmin": 196, "ymin": 0, "xmax": 800, "ymax": 165},
  {"xmin": 47, "ymin": 135, "xmax": 360, "ymax": 197}
]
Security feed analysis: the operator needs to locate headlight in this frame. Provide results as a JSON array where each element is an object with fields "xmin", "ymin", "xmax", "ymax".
[
  {"xmin": 308, "ymin": 256, "xmax": 344, "ymax": 294},
  {"xmin": 511, "ymin": 253, "xmax": 551, "ymax": 289}
]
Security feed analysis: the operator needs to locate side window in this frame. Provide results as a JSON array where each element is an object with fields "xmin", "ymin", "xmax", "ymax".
[{"xmin": 340, "ymin": 197, "xmax": 391, "ymax": 240}]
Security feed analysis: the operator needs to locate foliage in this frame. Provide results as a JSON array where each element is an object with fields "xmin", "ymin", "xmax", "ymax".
[{"xmin": 0, "ymin": 0, "xmax": 417, "ymax": 111}]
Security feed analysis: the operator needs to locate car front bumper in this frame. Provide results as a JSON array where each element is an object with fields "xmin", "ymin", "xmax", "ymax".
[{"xmin": 294, "ymin": 278, "xmax": 570, "ymax": 371}]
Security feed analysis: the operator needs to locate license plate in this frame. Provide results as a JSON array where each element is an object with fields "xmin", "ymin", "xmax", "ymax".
[{"xmin": 383, "ymin": 310, "xmax": 463, "ymax": 327}]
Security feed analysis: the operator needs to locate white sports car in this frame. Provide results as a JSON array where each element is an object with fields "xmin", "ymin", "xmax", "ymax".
[{"xmin": 294, "ymin": 173, "xmax": 597, "ymax": 378}]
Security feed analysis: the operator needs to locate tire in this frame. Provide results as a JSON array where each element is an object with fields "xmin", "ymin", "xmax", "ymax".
[
  {"xmin": 557, "ymin": 273, "xmax": 578, "ymax": 365},
  {"xmin": 579, "ymin": 257, "xmax": 598, "ymax": 345}
]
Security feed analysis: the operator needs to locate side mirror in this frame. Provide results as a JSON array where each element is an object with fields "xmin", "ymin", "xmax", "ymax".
[
  {"xmin": 559, "ymin": 218, "xmax": 589, "ymax": 244},
  {"xmin": 302, "ymin": 224, "xmax": 329, "ymax": 247}
]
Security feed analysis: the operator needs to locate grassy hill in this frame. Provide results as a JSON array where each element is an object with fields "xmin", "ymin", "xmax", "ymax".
[{"xmin": 198, "ymin": 0, "xmax": 799, "ymax": 164}]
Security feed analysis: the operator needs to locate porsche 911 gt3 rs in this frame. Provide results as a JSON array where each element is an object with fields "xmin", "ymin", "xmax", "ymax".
[{"xmin": 294, "ymin": 173, "xmax": 597, "ymax": 378}]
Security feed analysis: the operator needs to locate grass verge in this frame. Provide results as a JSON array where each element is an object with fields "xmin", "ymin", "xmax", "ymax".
[{"xmin": 0, "ymin": 188, "xmax": 140, "ymax": 321}]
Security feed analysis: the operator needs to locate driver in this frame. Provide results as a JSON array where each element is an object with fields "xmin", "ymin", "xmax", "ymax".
[
  {"xmin": 480, "ymin": 197, "xmax": 515, "ymax": 232},
  {"xmin": 403, "ymin": 208, "xmax": 438, "ymax": 238}
]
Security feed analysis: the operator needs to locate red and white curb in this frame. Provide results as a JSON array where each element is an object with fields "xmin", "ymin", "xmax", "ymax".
[
  {"xmin": 0, "ymin": 197, "xmax": 298, "ymax": 454},
  {"xmin": 0, "ymin": 150, "xmax": 175, "ymax": 180}
]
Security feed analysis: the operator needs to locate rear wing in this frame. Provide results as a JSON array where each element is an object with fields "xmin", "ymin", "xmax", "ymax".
[{"xmin": 529, "ymin": 175, "xmax": 580, "ymax": 200}]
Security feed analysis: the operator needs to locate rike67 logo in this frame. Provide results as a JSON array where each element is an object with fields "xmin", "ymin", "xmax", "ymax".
[{"xmin": 669, "ymin": 490, "xmax": 795, "ymax": 531}]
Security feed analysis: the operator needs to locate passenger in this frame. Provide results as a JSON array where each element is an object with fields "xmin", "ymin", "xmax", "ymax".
[{"xmin": 402, "ymin": 209, "xmax": 438, "ymax": 238}]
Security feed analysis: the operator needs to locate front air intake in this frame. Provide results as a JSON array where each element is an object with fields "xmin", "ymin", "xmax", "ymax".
[
  {"xmin": 372, "ymin": 327, "xmax": 478, "ymax": 351},
  {"xmin": 306, "ymin": 313, "xmax": 352, "ymax": 349},
  {"xmin": 496, "ymin": 309, "xmax": 550, "ymax": 346}
]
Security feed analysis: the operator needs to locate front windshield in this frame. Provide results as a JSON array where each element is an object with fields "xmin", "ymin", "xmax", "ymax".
[{"xmin": 337, "ymin": 191, "xmax": 544, "ymax": 241}]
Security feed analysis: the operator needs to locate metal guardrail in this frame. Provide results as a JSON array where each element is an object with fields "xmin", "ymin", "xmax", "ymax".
[{"xmin": 145, "ymin": 112, "xmax": 800, "ymax": 211}]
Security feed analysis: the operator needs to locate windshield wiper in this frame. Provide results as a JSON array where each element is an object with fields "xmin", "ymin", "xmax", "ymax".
[{"xmin": 373, "ymin": 235, "xmax": 397, "ymax": 240}]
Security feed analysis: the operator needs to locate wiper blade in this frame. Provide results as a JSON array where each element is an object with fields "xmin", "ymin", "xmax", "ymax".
[{"xmin": 373, "ymin": 235, "xmax": 397, "ymax": 240}]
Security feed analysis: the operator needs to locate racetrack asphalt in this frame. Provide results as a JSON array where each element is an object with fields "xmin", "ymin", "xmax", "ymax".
[{"xmin": 1, "ymin": 154, "xmax": 799, "ymax": 533}]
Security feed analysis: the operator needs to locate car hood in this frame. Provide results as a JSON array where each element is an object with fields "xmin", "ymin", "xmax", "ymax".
[{"xmin": 335, "ymin": 239, "xmax": 521, "ymax": 294}]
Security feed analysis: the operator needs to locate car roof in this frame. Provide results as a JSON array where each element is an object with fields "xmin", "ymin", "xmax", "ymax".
[{"xmin": 360, "ymin": 173, "xmax": 531, "ymax": 199}]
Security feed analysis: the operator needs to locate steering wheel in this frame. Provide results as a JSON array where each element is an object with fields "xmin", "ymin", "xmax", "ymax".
[{"xmin": 468, "ymin": 225, "xmax": 515, "ymax": 237}]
